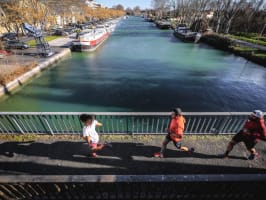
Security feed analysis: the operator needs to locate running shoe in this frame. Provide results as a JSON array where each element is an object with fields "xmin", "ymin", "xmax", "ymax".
[
  {"xmin": 248, "ymin": 152, "xmax": 259, "ymax": 160},
  {"xmin": 90, "ymin": 153, "xmax": 97, "ymax": 158},
  {"xmin": 153, "ymin": 152, "xmax": 164, "ymax": 158}
]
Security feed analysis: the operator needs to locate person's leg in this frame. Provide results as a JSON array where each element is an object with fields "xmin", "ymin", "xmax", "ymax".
[
  {"xmin": 154, "ymin": 134, "xmax": 171, "ymax": 157},
  {"xmin": 245, "ymin": 139, "xmax": 258, "ymax": 160},
  {"xmin": 160, "ymin": 137, "xmax": 171, "ymax": 154},
  {"xmin": 173, "ymin": 141, "xmax": 194, "ymax": 152},
  {"xmin": 89, "ymin": 143, "xmax": 98, "ymax": 157},
  {"xmin": 220, "ymin": 131, "xmax": 242, "ymax": 158},
  {"xmin": 222, "ymin": 140, "xmax": 236, "ymax": 157}
]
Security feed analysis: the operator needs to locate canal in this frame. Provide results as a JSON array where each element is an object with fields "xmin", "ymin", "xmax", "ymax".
[{"xmin": 0, "ymin": 16, "xmax": 266, "ymax": 112}]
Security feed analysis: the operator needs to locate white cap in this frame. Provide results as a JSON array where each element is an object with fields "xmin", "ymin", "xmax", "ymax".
[{"xmin": 251, "ymin": 110, "xmax": 264, "ymax": 118}]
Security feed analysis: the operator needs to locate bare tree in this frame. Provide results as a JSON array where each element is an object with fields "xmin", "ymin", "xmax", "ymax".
[{"xmin": 151, "ymin": 0, "xmax": 170, "ymax": 19}]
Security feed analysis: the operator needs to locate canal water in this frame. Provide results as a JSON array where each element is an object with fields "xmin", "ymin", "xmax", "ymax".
[{"xmin": 0, "ymin": 16, "xmax": 266, "ymax": 112}]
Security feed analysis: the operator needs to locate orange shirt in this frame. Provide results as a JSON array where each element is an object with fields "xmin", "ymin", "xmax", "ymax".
[{"xmin": 169, "ymin": 115, "xmax": 186, "ymax": 137}]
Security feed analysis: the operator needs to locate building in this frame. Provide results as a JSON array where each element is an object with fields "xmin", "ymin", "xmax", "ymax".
[{"xmin": 85, "ymin": 0, "xmax": 102, "ymax": 9}]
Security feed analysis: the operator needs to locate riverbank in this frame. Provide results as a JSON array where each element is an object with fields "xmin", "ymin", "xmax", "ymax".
[
  {"xmin": 0, "ymin": 47, "xmax": 71, "ymax": 98},
  {"xmin": 200, "ymin": 33, "xmax": 266, "ymax": 67}
]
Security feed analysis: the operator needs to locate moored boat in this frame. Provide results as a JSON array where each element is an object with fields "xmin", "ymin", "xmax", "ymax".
[
  {"xmin": 155, "ymin": 20, "xmax": 171, "ymax": 29},
  {"xmin": 71, "ymin": 28, "xmax": 110, "ymax": 52},
  {"xmin": 173, "ymin": 26, "xmax": 199, "ymax": 42}
]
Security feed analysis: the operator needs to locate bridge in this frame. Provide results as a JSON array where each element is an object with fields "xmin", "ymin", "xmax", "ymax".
[{"xmin": 0, "ymin": 112, "xmax": 266, "ymax": 199}]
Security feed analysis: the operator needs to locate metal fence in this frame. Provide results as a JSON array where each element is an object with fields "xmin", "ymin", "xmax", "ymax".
[
  {"xmin": 0, "ymin": 175, "xmax": 266, "ymax": 200},
  {"xmin": 0, "ymin": 112, "xmax": 257, "ymax": 135}
]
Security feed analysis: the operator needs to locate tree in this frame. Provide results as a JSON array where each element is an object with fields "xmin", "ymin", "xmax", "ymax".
[
  {"xmin": 133, "ymin": 6, "xmax": 141, "ymax": 15},
  {"xmin": 113, "ymin": 4, "xmax": 124, "ymax": 11},
  {"xmin": 151, "ymin": 0, "xmax": 170, "ymax": 19},
  {"xmin": 125, "ymin": 7, "xmax": 133, "ymax": 15}
]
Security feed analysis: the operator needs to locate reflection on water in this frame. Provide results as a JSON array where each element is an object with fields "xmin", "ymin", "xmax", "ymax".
[{"xmin": 0, "ymin": 16, "xmax": 265, "ymax": 112}]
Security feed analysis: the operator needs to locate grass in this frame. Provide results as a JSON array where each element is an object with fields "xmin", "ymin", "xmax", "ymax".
[
  {"xmin": 230, "ymin": 46, "xmax": 257, "ymax": 51},
  {"xmin": 0, "ymin": 134, "xmax": 232, "ymax": 143},
  {"xmin": 253, "ymin": 53, "xmax": 266, "ymax": 59},
  {"xmin": 229, "ymin": 34, "xmax": 266, "ymax": 46},
  {"xmin": 27, "ymin": 36, "xmax": 62, "ymax": 47},
  {"xmin": 202, "ymin": 33, "xmax": 266, "ymax": 67}
]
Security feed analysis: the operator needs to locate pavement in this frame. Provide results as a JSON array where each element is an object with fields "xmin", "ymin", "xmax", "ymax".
[
  {"xmin": 48, "ymin": 35, "xmax": 75, "ymax": 48},
  {"xmin": 0, "ymin": 34, "xmax": 75, "ymax": 78},
  {"xmin": 232, "ymin": 38, "xmax": 266, "ymax": 51},
  {"xmin": 0, "ymin": 45, "xmax": 69, "ymax": 79},
  {"xmin": 0, "ymin": 135, "xmax": 266, "ymax": 175}
]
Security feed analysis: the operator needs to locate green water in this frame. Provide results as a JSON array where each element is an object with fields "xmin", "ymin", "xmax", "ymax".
[{"xmin": 0, "ymin": 16, "xmax": 266, "ymax": 112}]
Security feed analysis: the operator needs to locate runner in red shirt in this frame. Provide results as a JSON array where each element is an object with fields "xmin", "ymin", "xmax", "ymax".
[
  {"xmin": 220, "ymin": 110, "xmax": 266, "ymax": 160},
  {"xmin": 154, "ymin": 108, "xmax": 194, "ymax": 158}
]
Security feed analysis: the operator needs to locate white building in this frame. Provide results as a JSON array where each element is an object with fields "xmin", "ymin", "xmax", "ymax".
[
  {"xmin": 85, "ymin": 0, "xmax": 102, "ymax": 9},
  {"xmin": 55, "ymin": 1, "xmax": 103, "ymax": 27}
]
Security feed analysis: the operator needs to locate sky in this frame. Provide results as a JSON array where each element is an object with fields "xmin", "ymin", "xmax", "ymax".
[{"xmin": 97, "ymin": 0, "xmax": 151, "ymax": 9}]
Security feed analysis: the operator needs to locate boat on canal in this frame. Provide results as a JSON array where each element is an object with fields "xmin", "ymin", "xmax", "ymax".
[
  {"xmin": 71, "ymin": 28, "xmax": 110, "ymax": 52},
  {"xmin": 173, "ymin": 26, "xmax": 200, "ymax": 42},
  {"xmin": 155, "ymin": 20, "xmax": 172, "ymax": 29}
]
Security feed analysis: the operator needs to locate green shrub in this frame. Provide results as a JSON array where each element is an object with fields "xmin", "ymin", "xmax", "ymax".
[{"xmin": 27, "ymin": 36, "xmax": 62, "ymax": 47}]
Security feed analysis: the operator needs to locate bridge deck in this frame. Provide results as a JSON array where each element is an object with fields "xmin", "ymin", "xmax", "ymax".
[{"xmin": 0, "ymin": 135, "xmax": 266, "ymax": 175}]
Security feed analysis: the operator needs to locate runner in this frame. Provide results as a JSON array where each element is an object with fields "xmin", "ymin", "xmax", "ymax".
[
  {"xmin": 154, "ymin": 108, "xmax": 194, "ymax": 158},
  {"xmin": 79, "ymin": 114, "xmax": 111, "ymax": 157},
  {"xmin": 219, "ymin": 110, "xmax": 266, "ymax": 160}
]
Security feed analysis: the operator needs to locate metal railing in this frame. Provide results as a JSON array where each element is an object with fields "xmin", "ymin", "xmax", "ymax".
[
  {"xmin": 0, "ymin": 175, "xmax": 266, "ymax": 200},
  {"xmin": 0, "ymin": 112, "xmax": 256, "ymax": 135}
]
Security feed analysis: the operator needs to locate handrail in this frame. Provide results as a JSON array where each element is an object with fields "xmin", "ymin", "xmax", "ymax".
[{"xmin": 0, "ymin": 112, "xmax": 257, "ymax": 135}]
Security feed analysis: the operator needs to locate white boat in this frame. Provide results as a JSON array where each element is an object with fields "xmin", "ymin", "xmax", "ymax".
[{"xmin": 71, "ymin": 28, "xmax": 110, "ymax": 52}]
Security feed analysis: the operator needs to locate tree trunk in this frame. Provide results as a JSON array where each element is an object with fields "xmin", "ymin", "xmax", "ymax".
[
  {"xmin": 225, "ymin": 17, "xmax": 233, "ymax": 34},
  {"xmin": 260, "ymin": 23, "xmax": 266, "ymax": 36},
  {"xmin": 216, "ymin": 16, "xmax": 221, "ymax": 33}
]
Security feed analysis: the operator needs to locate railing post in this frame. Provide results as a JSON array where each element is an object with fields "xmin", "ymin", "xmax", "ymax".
[
  {"xmin": 10, "ymin": 116, "xmax": 25, "ymax": 134},
  {"xmin": 218, "ymin": 116, "xmax": 231, "ymax": 134},
  {"xmin": 40, "ymin": 115, "xmax": 54, "ymax": 135},
  {"xmin": 126, "ymin": 115, "xmax": 129, "ymax": 135}
]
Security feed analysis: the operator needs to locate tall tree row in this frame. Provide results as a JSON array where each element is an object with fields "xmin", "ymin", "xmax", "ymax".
[
  {"xmin": 0, "ymin": 0, "xmax": 125, "ymax": 34},
  {"xmin": 151, "ymin": 0, "xmax": 266, "ymax": 34}
]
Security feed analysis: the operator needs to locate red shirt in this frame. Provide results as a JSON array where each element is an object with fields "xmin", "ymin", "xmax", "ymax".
[
  {"xmin": 169, "ymin": 115, "xmax": 186, "ymax": 137},
  {"xmin": 243, "ymin": 118, "xmax": 266, "ymax": 140}
]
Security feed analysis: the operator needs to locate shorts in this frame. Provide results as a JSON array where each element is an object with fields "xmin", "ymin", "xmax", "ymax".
[
  {"xmin": 89, "ymin": 142, "xmax": 98, "ymax": 150},
  {"xmin": 232, "ymin": 130, "xmax": 257, "ymax": 149},
  {"xmin": 166, "ymin": 133, "xmax": 182, "ymax": 149}
]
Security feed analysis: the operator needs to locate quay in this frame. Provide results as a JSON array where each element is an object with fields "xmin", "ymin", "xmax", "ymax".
[{"xmin": 0, "ymin": 42, "xmax": 72, "ymax": 98}]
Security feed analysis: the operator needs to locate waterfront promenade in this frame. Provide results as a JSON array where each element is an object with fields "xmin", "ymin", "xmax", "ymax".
[{"xmin": 0, "ymin": 38, "xmax": 72, "ymax": 98}]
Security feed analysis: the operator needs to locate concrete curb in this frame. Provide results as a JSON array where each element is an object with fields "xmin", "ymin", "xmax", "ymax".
[
  {"xmin": 0, "ymin": 48, "xmax": 71, "ymax": 98},
  {"xmin": 0, "ymin": 174, "xmax": 266, "ymax": 183}
]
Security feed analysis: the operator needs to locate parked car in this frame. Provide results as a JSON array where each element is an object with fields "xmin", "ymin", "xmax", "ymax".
[
  {"xmin": 64, "ymin": 28, "xmax": 75, "ymax": 35},
  {"xmin": 1, "ymin": 32, "xmax": 17, "ymax": 41},
  {"xmin": 5, "ymin": 40, "xmax": 29, "ymax": 49},
  {"xmin": 54, "ymin": 29, "xmax": 69, "ymax": 36},
  {"xmin": 0, "ymin": 49, "xmax": 13, "ymax": 58},
  {"xmin": 76, "ymin": 24, "xmax": 88, "ymax": 30}
]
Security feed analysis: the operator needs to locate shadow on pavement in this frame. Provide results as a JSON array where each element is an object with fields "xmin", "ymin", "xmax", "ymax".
[{"xmin": 0, "ymin": 141, "xmax": 264, "ymax": 175}]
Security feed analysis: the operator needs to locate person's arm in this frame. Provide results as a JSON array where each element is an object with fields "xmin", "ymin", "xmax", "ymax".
[
  {"xmin": 96, "ymin": 121, "xmax": 103, "ymax": 127},
  {"xmin": 259, "ymin": 119, "xmax": 266, "ymax": 141}
]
